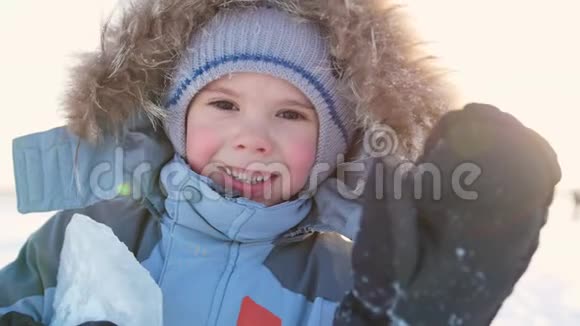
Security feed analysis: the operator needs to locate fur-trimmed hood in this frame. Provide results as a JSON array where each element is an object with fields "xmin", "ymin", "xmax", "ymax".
[{"xmin": 63, "ymin": 0, "xmax": 457, "ymax": 160}]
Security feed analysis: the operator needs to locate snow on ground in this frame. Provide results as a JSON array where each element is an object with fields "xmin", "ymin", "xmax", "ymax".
[{"xmin": 1, "ymin": 192, "xmax": 579, "ymax": 324}]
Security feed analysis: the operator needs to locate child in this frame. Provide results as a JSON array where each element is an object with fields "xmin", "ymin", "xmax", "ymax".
[{"xmin": 0, "ymin": 1, "xmax": 560, "ymax": 325}]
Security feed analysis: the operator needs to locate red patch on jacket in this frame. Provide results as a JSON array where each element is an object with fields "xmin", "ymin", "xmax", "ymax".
[{"xmin": 237, "ymin": 296, "xmax": 281, "ymax": 326}]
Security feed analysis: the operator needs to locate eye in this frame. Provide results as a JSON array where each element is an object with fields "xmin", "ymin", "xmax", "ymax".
[
  {"xmin": 277, "ymin": 110, "xmax": 307, "ymax": 120},
  {"xmin": 209, "ymin": 100, "xmax": 238, "ymax": 111}
]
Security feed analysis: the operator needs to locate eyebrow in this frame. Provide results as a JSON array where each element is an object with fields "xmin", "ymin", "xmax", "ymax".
[
  {"xmin": 203, "ymin": 86, "xmax": 240, "ymax": 98},
  {"xmin": 204, "ymin": 85, "xmax": 314, "ymax": 110},
  {"xmin": 277, "ymin": 99, "xmax": 315, "ymax": 110}
]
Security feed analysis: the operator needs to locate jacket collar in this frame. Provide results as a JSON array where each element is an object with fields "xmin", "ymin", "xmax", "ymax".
[{"xmin": 160, "ymin": 155, "xmax": 312, "ymax": 243}]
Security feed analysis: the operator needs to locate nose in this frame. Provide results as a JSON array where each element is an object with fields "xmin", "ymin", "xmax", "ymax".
[{"xmin": 233, "ymin": 132, "xmax": 272, "ymax": 155}]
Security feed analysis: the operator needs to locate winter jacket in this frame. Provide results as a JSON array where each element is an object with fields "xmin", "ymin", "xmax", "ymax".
[{"xmin": 0, "ymin": 120, "xmax": 363, "ymax": 325}]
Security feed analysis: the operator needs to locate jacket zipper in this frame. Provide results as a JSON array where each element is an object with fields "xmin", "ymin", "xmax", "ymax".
[{"xmin": 206, "ymin": 208, "xmax": 254, "ymax": 325}]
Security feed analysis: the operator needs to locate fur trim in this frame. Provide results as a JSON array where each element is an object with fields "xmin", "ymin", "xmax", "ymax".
[{"xmin": 63, "ymin": 0, "xmax": 458, "ymax": 159}]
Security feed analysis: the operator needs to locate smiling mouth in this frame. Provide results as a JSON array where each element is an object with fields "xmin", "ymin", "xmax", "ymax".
[{"xmin": 218, "ymin": 165, "xmax": 277, "ymax": 185}]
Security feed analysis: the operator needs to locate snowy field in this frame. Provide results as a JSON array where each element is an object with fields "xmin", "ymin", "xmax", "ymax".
[{"xmin": 1, "ymin": 192, "xmax": 579, "ymax": 324}]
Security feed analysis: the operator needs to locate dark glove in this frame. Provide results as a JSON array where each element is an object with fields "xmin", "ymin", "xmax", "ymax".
[
  {"xmin": 0, "ymin": 312, "xmax": 117, "ymax": 326},
  {"xmin": 334, "ymin": 103, "xmax": 561, "ymax": 325},
  {"xmin": 0, "ymin": 312, "xmax": 44, "ymax": 326}
]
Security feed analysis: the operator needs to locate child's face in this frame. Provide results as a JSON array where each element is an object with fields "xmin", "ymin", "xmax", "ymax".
[{"xmin": 185, "ymin": 72, "xmax": 318, "ymax": 206}]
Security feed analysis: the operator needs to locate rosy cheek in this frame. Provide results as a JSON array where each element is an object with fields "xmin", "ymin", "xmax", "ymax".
[
  {"xmin": 185, "ymin": 126, "xmax": 222, "ymax": 174},
  {"xmin": 284, "ymin": 137, "xmax": 317, "ymax": 186}
]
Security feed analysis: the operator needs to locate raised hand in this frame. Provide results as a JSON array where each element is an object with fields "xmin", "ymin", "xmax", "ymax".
[{"xmin": 335, "ymin": 103, "xmax": 561, "ymax": 325}]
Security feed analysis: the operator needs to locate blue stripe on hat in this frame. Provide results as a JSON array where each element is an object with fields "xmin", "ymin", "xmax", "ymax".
[{"xmin": 166, "ymin": 53, "xmax": 349, "ymax": 144}]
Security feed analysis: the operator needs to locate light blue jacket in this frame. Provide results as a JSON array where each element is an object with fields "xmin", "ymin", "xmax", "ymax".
[{"xmin": 1, "ymin": 117, "xmax": 362, "ymax": 325}]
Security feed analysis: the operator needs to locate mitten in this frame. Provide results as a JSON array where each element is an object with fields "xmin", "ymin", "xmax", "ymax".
[
  {"xmin": 0, "ymin": 312, "xmax": 44, "ymax": 326},
  {"xmin": 0, "ymin": 312, "xmax": 118, "ymax": 326},
  {"xmin": 335, "ymin": 103, "xmax": 561, "ymax": 325}
]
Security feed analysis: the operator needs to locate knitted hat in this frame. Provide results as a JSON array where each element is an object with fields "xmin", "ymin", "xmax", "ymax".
[{"xmin": 164, "ymin": 6, "xmax": 357, "ymax": 186}]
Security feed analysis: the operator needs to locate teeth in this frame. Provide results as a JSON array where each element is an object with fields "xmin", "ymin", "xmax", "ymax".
[
  {"xmin": 223, "ymin": 166, "xmax": 271, "ymax": 184},
  {"xmin": 263, "ymin": 174, "xmax": 271, "ymax": 182}
]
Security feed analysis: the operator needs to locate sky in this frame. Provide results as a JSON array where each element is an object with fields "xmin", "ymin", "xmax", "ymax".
[{"xmin": 0, "ymin": 0, "xmax": 579, "ymax": 193}]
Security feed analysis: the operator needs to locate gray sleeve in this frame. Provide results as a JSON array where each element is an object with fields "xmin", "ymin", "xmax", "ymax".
[
  {"xmin": 0, "ymin": 210, "xmax": 73, "ymax": 323},
  {"xmin": 0, "ymin": 197, "xmax": 159, "ymax": 324}
]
